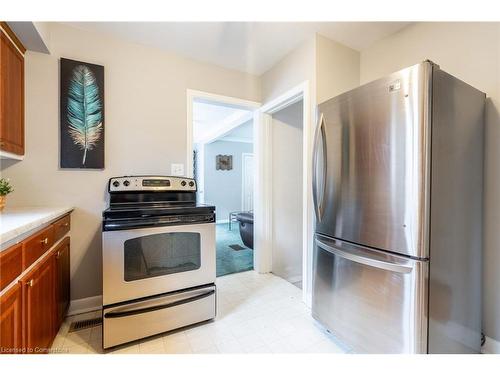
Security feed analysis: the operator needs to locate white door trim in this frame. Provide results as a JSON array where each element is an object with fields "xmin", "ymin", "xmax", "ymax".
[
  {"xmin": 254, "ymin": 81, "xmax": 314, "ymax": 306},
  {"xmin": 241, "ymin": 152, "xmax": 254, "ymax": 211},
  {"xmin": 186, "ymin": 89, "xmax": 260, "ymax": 178}
]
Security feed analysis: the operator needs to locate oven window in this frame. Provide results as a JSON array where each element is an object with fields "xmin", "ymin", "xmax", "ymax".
[{"xmin": 124, "ymin": 232, "xmax": 201, "ymax": 282}]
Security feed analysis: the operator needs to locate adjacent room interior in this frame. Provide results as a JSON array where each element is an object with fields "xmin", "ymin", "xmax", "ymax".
[{"xmin": 192, "ymin": 99, "xmax": 255, "ymax": 277}]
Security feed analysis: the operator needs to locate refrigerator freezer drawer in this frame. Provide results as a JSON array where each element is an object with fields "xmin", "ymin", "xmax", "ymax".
[
  {"xmin": 312, "ymin": 235, "xmax": 428, "ymax": 353},
  {"xmin": 103, "ymin": 285, "xmax": 216, "ymax": 349}
]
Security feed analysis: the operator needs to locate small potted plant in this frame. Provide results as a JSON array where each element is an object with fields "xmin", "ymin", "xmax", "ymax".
[{"xmin": 0, "ymin": 178, "xmax": 14, "ymax": 212}]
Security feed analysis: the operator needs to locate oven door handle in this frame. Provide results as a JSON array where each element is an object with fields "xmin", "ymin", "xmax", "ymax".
[{"xmin": 104, "ymin": 289, "xmax": 215, "ymax": 319}]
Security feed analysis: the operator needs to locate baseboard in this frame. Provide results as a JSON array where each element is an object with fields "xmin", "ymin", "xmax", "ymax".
[
  {"xmin": 68, "ymin": 295, "xmax": 102, "ymax": 316},
  {"xmin": 286, "ymin": 275, "xmax": 302, "ymax": 284},
  {"xmin": 482, "ymin": 335, "xmax": 500, "ymax": 354}
]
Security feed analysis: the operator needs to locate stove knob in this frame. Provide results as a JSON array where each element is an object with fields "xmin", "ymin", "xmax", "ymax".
[
  {"xmin": 181, "ymin": 180, "xmax": 187, "ymax": 186},
  {"xmin": 112, "ymin": 181, "xmax": 120, "ymax": 187},
  {"xmin": 123, "ymin": 180, "xmax": 130, "ymax": 187},
  {"xmin": 189, "ymin": 181, "xmax": 195, "ymax": 187}
]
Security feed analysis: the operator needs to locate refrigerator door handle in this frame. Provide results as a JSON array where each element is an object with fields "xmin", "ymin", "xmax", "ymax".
[
  {"xmin": 312, "ymin": 113, "xmax": 327, "ymax": 221},
  {"xmin": 315, "ymin": 237, "xmax": 414, "ymax": 274}
]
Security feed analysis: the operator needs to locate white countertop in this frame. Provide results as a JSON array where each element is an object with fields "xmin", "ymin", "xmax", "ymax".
[{"xmin": 0, "ymin": 206, "xmax": 74, "ymax": 249}]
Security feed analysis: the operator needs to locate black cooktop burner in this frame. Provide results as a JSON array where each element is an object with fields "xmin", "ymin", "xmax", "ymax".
[{"xmin": 103, "ymin": 175, "xmax": 216, "ymax": 231}]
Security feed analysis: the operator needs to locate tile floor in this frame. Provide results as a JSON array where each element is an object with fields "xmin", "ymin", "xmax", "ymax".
[{"xmin": 51, "ymin": 271, "xmax": 349, "ymax": 354}]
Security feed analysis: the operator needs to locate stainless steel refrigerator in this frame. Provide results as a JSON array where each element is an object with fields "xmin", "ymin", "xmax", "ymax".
[{"xmin": 312, "ymin": 61, "xmax": 484, "ymax": 354}]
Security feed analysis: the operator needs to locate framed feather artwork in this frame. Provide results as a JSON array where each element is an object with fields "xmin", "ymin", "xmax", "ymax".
[{"xmin": 60, "ymin": 58, "xmax": 105, "ymax": 169}]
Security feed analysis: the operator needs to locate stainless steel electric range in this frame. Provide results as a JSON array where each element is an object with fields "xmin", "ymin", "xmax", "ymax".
[{"xmin": 101, "ymin": 175, "xmax": 216, "ymax": 349}]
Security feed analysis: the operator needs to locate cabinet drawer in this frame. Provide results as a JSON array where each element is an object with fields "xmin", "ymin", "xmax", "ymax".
[
  {"xmin": 53, "ymin": 215, "xmax": 70, "ymax": 242},
  {"xmin": 0, "ymin": 244, "xmax": 23, "ymax": 291},
  {"xmin": 22, "ymin": 226, "xmax": 54, "ymax": 270}
]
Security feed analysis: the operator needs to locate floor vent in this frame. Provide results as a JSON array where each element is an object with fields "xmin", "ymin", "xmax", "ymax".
[
  {"xmin": 69, "ymin": 317, "xmax": 102, "ymax": 332},
  {"xmin": 229, "ymin": 244, "xmax": 245, "ymax": 251}
]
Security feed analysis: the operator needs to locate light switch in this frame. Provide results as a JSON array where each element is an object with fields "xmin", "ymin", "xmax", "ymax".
[{"xmin": 171, "ymin": 163, "xmax": 185, "ymax": 176}]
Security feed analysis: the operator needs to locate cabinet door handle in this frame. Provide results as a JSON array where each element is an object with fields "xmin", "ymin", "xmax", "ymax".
[
  {"xmin": 41, "ymin": 237, "xmax": 48, "ymax": 245},
  {"xmin": 56, "ymin": 251, "xmax": 61, "ymax": 259},
  {"xmin": 27, "ymin": 279, "xmax": 34, "ymax": 287},
  {"xmin": 63, "ymin": 223, "xmax": 69, "ymax": 227}
]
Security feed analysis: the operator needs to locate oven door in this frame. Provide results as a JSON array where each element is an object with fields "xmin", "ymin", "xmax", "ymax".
[{"xmin": 103, "ymin": 222, "xmax": 215, "ymax": 305}]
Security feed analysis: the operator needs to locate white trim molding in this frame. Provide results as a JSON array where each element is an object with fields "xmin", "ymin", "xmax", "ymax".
[
  {"xmin": 68, "ymin": 295, "xmax": 103, "ymax": 316},
  {"xmin": 0, "ymin": 150, "xmax": 24, "ymax": 160},
  {"xmin": 482, "ymin": 336, "xmax": 500, "ymax": 354},
  {"xmin": 254, "ymin": 81, "xmax": 314, "ymax": 307},
  {"xmin": 219, "ymin": 136, "xmax": 253, "ymax": 144}
]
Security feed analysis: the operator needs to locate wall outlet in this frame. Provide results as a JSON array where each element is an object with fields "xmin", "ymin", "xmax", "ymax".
[{"xmin": 171, "ymin": 163, "xmax": 185, "ymax": 176}]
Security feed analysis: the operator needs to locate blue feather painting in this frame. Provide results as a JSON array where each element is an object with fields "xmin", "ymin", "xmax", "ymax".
[{"xmin": 60, "ymin": 58, "xmax": 104, "ymax": 168}]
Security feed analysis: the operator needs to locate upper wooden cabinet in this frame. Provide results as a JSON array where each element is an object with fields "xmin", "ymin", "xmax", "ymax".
[{"xmin": 0, "ymin": 22, "xmax": 25, "ymax": 156}]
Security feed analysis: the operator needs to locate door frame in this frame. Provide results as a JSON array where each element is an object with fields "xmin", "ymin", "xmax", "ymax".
[
  {"xmin": 254, "ymin": 81, "xmax": 314, "ymax": 306},
  {"xmin": 241, "ymin": 152, "xmax": 254, "ymax": 211},
  {"xmin": 186, "ymin": 89, "xmax": 261, "ymax": 267},
  {"xmin": 186, "ymin": 89, "xmax": 260, "ymax": 178}
]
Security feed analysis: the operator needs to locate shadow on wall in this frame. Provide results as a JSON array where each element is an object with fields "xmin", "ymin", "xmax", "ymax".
[
  {"xmin": 484, "ymin": 97, "xmax": 500, "ymax": 340},
  {"xmin": 70, "ymin": 208, "xmax": 103, "ymax": 301},
  {"xmin": 0, "ymin": 158, "xmax": 21, "ymax": 170}
]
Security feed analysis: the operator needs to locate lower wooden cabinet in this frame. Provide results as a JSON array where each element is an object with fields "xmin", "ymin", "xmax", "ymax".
[
  {"xmin": 22, "ymin": 253, "xmax": 55, "ymax": 353},
  {"xmin": 0, "ymin": 234, "xmax": 71, "ymax": 354},
  {"xmin": 0, "ymin": 283, "xmax": 23, "ymax": 354}
]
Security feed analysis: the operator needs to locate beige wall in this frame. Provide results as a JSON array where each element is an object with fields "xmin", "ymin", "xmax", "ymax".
[
  {"xmin": 0, "ymin": 23, "xmax": 261, "ymax": 301},
  {"xmin": 316, "ymin": 34, "xmax": 360, "ymax": 104},
  {"xmin": 260, "ymin": 38, "xmax": 316, "ymax": 103},
  {"xmin": 360, "ymin": 22, "xmax": 500, "ymax": 341}
]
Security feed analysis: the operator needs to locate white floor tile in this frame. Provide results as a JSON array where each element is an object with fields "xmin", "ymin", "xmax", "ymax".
[{"xmin": 52, "ymin": 271, "xmax": 348, "ymax": 355}]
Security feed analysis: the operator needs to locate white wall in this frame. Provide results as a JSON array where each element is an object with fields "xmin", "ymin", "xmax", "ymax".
[
  {"xmin": 271, "ymin": 100, "xmax": 304, "ymax": 283},
  {"xmin": 203, "ymin": 140, "xmax": 253, "ymax": 222},
  {"xmin": 0, "ymin": 23, "xmax": 261, "ymax": 302},
  {"xmin": 359, "ymin": 22, "xmax": 500, "ymax": 342}
]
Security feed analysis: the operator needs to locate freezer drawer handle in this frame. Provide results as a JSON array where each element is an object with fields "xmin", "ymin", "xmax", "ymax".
[
  {"xmin": 104, "ymin": 289, "xmax": 215, "ymax": 319},
  {"xmin": 316, "ymin": 238, "xmax": 414, "ymax": 274}
]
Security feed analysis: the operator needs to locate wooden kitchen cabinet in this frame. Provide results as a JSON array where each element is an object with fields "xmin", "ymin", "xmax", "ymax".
[
  {"xmin": 0, "ymin": 243, "xmax": 23, "ymax": 291},
  {"xmin": 0, "ymin": 213, "xmax": 71, "ymax": 354},
  {"xmin": 21, "ymin": 254, "xmax": 55, "ymax": 353},
  {"xmin": 22, "ymin": 225, "xmax": 55, "ymax": 271},
  {"xmin": 54, "ymin": 238, "xmax": 70, "ymax": 329},
  {"xmin": 0, "ymin": 22, "xmax": 25, "ymax": 156},
  {"xmin": 0, "ymin": 282, "xmax": 23, "ymax": 354}
]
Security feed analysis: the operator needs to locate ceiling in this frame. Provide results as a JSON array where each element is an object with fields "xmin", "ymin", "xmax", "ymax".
[
  {"xmin": 193, "ymin": 101, "xmax": 251, "ymax": 143},
  {"xmin": 220, "ymin": 120, "xmax": 253, "ymax": 143},
  {"xmin": 66, "ymin": 22, "xmax": 411, "ymax": 75}
]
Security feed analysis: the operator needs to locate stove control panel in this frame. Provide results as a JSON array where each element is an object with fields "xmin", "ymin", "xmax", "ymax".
[{"xmin": 108, "ymin": 176, "xmax": 196, "ymax": 192}]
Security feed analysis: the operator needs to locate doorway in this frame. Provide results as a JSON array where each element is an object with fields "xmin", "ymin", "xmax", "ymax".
[
  {"xmin": 187, "ymin": 91, "xmax": 260, "ymax": 277},
  {"xmin": 254, "ymin": 81, "xmax": 313, "ymax": 305},
  {"xmin": 270, "ymin": 100, "xmax": 304, "ymax": 288}
]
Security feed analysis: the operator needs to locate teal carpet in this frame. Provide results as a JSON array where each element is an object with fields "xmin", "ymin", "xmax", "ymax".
[{"xmin": 216, "ymin": 223, "xmax": 253, "ymax": 277}]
